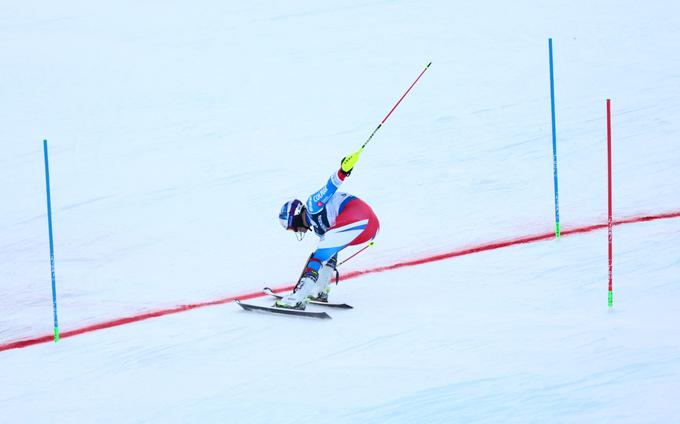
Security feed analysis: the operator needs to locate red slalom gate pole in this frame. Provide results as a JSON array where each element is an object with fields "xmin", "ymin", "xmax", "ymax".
[
  {"xmin": 359, "ymin": 62, "xmax": 432, "ymax": 151},
  {"xmin": 607, "ymin": 99, "xmax": 613, "ymax": 309}
]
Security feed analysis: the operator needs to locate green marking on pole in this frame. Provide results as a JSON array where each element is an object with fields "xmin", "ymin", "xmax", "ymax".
[
  {"xmin": 555, "ymin": 222, "xmax": 561, "ymax": 239},
  {"xmin": 608, "ymin": 291, "xmax": 613, "ymax": 309},
  {"xmin": 54, "ymin": 327, "xmax": 60, "ymax": 342}
]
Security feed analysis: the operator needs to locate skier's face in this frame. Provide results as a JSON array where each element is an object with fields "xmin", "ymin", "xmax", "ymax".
[{"xmin": 288, "ymin": 209, "xmax": 308, "ymax": 233}]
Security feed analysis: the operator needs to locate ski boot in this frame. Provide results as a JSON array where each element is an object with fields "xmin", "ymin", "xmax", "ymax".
[
  {"xmin": 309, "ymin": 256, "xmax": 337, "ymax": 303},
  {"xmin": 275, "ymin": 271, "xmax": 318, "ymax": 310}
]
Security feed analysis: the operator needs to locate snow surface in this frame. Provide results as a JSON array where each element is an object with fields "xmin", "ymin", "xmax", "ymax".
[{"xmin": 2, "ymin": 0, "xmax": 680, "ymax": 422}]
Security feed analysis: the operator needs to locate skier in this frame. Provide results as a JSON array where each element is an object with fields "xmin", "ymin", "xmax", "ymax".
[{"xmin": 276, "ymin": 149, "xmax": 380, "ymax": 310}]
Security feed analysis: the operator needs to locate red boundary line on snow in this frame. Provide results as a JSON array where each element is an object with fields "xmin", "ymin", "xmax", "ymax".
[{"xmin": 2, "ymin": 210, "xmax": 679, "ymax": 353}]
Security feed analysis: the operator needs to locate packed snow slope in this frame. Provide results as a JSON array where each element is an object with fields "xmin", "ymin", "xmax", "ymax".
[{"xmin": 1, "ymin": 0, "xmax": 679, "ymax": 422}]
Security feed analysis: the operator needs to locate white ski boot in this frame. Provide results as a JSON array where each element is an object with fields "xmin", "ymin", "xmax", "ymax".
[
  {"xmin": 310, "ymin": 257, "xmax": 337, "ymax": 303},
  {"xmin": 275, "ymin": 275, "xmax": 317, "ymax": 310}
]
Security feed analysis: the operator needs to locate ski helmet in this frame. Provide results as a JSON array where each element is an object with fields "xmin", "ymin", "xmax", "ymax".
[{"xmin": 279, "ymin": 199, "xmax": 304, "ymax": 230}]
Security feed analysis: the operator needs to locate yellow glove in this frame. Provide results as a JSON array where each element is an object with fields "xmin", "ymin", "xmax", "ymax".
[{"xmin": 341, "ymin": 149, "xmax": 362, "ymax": 174}]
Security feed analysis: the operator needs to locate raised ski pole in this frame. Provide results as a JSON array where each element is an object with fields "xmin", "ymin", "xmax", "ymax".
[{"xmin": 359, "ymin": 62, "xmax": 432, "ymax": 152}]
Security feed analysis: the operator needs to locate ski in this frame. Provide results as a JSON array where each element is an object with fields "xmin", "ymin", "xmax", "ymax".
[
  {"xmin": 263, "ymin": 287, "xmax": 353, "ymax": 309},
  {"xmin": 235, "ymin": 300, "xmax": 331, "ymax": 319}
]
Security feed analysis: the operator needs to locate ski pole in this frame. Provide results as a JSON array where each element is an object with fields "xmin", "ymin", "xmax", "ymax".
[
  {"xmin": 332, "ymin": 242, "xmax": 374, "ymax": 285},
  {"xmin": 294, "ymin": 252, "xmax": 314, "ymax": 285},
  {"xmin": 337, "ymin": 242, "xmax": 375, "ymax": 268},
  {"xmin": 360, "ymin": 62, "xmax": 432, "ymax": 152}
]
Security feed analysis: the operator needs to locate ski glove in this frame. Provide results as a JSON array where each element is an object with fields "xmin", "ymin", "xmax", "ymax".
[{"xmin": 341, "ymin": 148, "xmax": 362, "ymax": 175}]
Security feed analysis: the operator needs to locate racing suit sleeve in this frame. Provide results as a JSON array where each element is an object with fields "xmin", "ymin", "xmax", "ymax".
[{"xmin": 305, "ymin": 167, "xmax": 348, "ymax": 214}]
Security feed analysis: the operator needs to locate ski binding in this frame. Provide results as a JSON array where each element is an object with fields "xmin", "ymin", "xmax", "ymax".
[
  {"xmin": 263, "ymin": 287, "xmax": 353, "ymax": 309},
  {"xmin": 235, "ymin": 300, "xmax": 331, "ymax": 319}
]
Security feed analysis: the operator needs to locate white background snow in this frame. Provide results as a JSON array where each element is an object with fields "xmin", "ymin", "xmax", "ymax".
[{"xmin": 1, "ymin": 0, "xmax": 680, "ymax": 422}]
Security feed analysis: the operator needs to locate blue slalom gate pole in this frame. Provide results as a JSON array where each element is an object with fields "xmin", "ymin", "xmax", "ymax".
[
  {"xmin": 548, "ymin": 38, "xmax": 560, "ymax": 238},
  {"xmin": 43, "ymin": 139, "xmax": 60, "ymax": 342}
]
